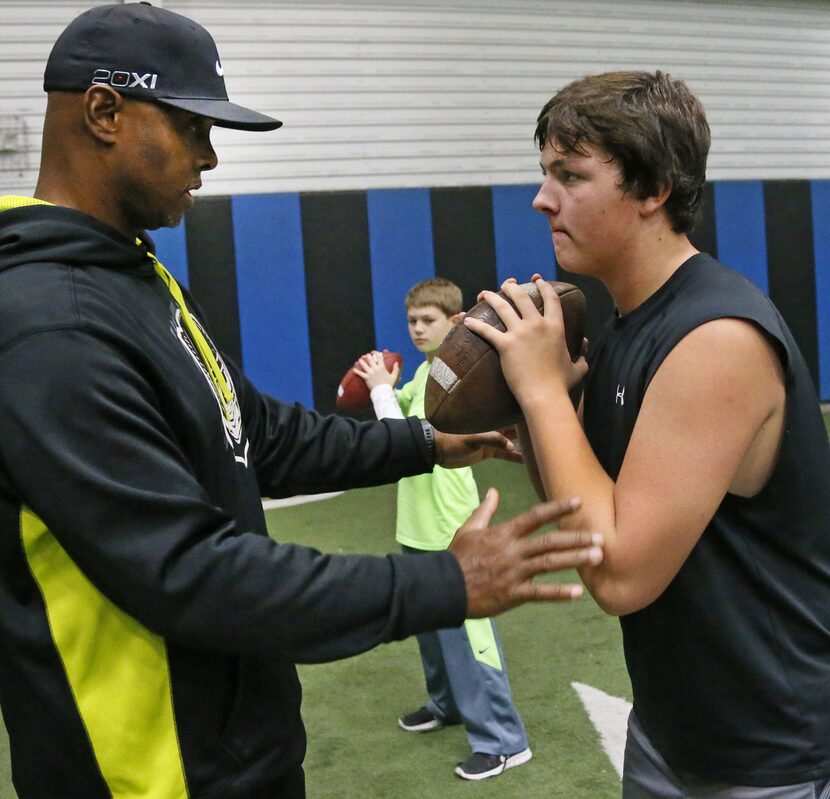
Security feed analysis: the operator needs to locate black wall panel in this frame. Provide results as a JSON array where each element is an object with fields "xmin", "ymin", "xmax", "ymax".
[
  {"xmin": 172, "ymin": 179, "xmax": 829, "ymax": 409},
  {"xmin": 688, "ymin": 182, "xmax": 718, "ymax": 258},
  {"xmin": 184, "ymin": 197, "xmax": 243, "ymax": 367},
  {"xmin": 430, "ymin": 187, "xmax": 499, "ymax": 310},
  {"xmin": 764, "ymin": 181, "xmax": 819, "ymax": 387},
  {"xmin": 300, "ymin": 191, "xmax": 375, "ymax": 414}
]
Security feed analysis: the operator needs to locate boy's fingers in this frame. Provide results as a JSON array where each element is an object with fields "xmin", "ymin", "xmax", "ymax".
[
  {"xmin": 463, "ymin": 315, "xmax": 501, "ymax": 346},
  {"xmin": 483, "ymin": 288, "xmax": 523, "ymax": 324},
  {"xmin": 501, "ymin": 281, "xmax": 538, "ymax": 316},
  {"xmin": 538, "ymin": 281, "xmax": 569, "ymax": 329}
]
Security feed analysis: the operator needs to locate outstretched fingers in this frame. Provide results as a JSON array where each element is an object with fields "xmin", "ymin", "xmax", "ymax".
[
  {"xmin": 500, "ymin": 496, "xmax": 583, "ymax": 539},
  {"xmin": 519, "ymin": 535, "xmax": 603, "ymax": 576},
  {"xmin": 510, "ymin": 580, "xmax": 585, "ymax": 602},
  {"xmin": 510, "ymin": 531, "xmax": 604, "ymax": 603},
  {"xmin": 520, "ymin": 528, "xmax": 603, "ymax": 556},
  {"xmin": 504, "ymin": 499, "xmax": 604, "ymax": 602},
  {"xmin": 453, "ymin": 494, "xmax": 604, "ymax": 615},
  {"xmin": 460, "ymin": 486, "xmax": 500, "ymax": 531}
]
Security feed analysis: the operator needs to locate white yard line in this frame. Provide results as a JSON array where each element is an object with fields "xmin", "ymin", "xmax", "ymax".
[
  {"xmin": 262, "ymin": 492, "xmax": 344, "ymax": 510},
  {"xmin": 571, "ymin": 682, "xmax": 632, "ymax": 779}
]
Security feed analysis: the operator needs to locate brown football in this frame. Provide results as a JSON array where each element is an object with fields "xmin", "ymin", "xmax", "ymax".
[
  {"xmin": 424, "ymin": 281, "xmax": 586, "ymax": 434},
  {"xmin": 336, "ymin": 349, "xmax": 403, "ymax": 412}
]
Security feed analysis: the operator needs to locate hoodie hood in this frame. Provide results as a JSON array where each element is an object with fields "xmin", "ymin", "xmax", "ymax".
[
  {"xmin": 0, "ymin": 195, "xmax": 235, "ymax": 428},
  {"xmin": 0, "ymin": 198, "xmax": 153, "ymax": 276}
]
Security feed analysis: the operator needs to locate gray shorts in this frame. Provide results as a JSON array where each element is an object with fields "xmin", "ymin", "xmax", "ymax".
[{"xmin": 622, "ymin": 711, "xmax": 830, "ymax": 799}]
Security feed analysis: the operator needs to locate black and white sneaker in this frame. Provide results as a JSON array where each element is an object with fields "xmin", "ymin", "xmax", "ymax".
[
  {"xmin": 397, "ymin": 706, "xmax": 444, "ymax": 733},
  {"xmin": 454, "ymin": 748, "xmax": 533, "ymax": 781}
]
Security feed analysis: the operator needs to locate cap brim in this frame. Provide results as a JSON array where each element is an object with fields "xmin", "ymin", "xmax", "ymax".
[{"xmin": 156, "ymin": 97, "xmax": 282, "ymax": 131}]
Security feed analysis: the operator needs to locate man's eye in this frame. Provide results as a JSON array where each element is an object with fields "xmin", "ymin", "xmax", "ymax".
[{"xmin": 188, "ymin": 118, "xmax": 210, "ymax": 138}]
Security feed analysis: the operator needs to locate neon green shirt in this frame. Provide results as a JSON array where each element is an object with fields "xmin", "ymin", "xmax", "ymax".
[{"xmin": 395, "ymin": 360, "xmax": 480, "ymax": 550}]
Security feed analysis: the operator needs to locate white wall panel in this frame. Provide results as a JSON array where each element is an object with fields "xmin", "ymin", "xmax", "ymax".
[
  {"xmin": 0, "ymin": 2, "xmax": 112, "ymax": 192},
  {"xmin": 2, "ymin": 0, "xmax": 829, "ymax": 194}
]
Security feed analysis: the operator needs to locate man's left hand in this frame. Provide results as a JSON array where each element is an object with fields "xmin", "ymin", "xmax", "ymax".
[{"xmin": 434, "ymin": 428, "xmax": 523, "ymax": 468}]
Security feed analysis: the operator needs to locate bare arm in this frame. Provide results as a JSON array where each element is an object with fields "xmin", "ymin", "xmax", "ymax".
[
  {"xmin": 466, "ymin": 280, "xmax": 785, "ymax": 615},
  {"xmin": 516, "ymin": 386, "xmax": 585, "ymax": 502},
  {"xmin": 516, "ymin": 421, "xmax": 547, "ymax": 501}
]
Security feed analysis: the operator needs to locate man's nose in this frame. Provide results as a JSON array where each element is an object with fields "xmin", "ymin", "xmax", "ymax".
[{"xmin": 200, "ymin": 141, "xmax": 218, "ymax": 172}]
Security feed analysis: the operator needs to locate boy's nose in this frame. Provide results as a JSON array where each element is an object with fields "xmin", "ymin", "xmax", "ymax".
[
  {"xmin": 532, "ymin": 189, "xmax": 542, "ymax": 211},
  {"xmin": 533, "ymin": 185, "xmax": 556, "ymax": 214}
]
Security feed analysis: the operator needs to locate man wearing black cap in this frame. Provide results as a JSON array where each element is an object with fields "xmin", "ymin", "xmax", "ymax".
[{"xmin": 0, "ymin": 4, "xmax": 603, "ymax": 797}]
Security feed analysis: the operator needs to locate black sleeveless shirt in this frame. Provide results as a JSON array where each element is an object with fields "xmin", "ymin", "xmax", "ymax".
[{"xmin": 583, "ymin": 253, "xmax": 830, "ymax": 785}]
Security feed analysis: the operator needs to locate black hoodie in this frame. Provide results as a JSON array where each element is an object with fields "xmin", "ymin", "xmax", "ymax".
[{"xmin": 0, "ymin": 200, "xmax": 466, "ymax": 797}]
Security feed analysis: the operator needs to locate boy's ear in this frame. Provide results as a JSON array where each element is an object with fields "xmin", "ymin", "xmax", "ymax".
[
  {"xmin": 449, "ymin": 312, "xmax": 464, "ymax": 325},
  {"xmin": 640, "ymin": 181, "xmax": 672, "ymax": 218}
]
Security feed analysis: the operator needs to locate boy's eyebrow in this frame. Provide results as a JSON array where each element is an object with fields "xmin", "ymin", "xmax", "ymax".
[
  {"xmin": 541, "ymin": 157, "xmax": 567, "ymax": 171},
  {"xmin": 541, "ymin": 152, "xmax": 592, "ymax": 172}
]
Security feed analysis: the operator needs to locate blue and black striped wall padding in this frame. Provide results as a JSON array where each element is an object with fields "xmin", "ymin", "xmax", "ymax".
[{"xmin": 150, "ymin": 180, "xmax": 830, "ymax": 413}]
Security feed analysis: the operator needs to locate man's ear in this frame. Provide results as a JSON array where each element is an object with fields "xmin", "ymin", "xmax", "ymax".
[{"xmin": 83, "ymin": 85, "xmax": 124, "ymax": 144}]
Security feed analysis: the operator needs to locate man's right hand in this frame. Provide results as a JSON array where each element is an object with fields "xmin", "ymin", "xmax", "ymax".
[{"xmin": 449, "ymin": 489, "xmax": 602, "ymax": 618}]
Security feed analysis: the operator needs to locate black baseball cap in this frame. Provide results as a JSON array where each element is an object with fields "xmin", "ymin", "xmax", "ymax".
[{"xmin": 43, "ymin": 2, "xmax": 281, "ymax": 132}]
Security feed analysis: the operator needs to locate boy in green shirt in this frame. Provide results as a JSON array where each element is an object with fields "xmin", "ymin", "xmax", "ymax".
[{"xmin": 355, "ymin": 278, "xmax": 530, "ymax": 781}]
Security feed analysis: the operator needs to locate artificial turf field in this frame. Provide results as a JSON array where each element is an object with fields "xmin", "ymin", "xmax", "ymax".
[
  {"xmin": 279, "ymin": 455, "xmax": 631, "ymax": 799},
  {"xmin": 0, "ymin": 414, "xmax": 825, "ymax": 797}
]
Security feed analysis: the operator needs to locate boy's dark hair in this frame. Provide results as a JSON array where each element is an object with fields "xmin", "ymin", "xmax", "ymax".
[
  {"xmin": 405, "ymin": 278, "xmax": 463, "ymax": 316},
  {"xmin": 535, "ymin": 70, "xmax": 710, "ymax": 233}
]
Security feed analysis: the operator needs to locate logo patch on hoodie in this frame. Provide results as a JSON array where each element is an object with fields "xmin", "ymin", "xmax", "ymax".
[{"xmin": 171, "ymin": 307, "xmax": 250, "ymax": 467}]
